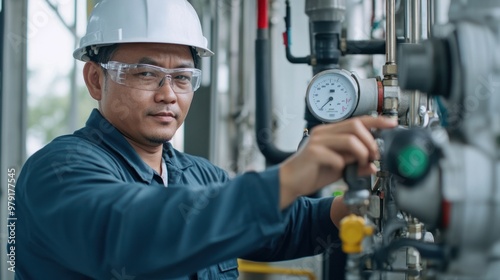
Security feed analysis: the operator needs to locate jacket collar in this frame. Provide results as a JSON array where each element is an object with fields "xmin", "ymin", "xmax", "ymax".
[{"xmin": 79, "ymin": 109, "xmax": 193, "ymax": 183}]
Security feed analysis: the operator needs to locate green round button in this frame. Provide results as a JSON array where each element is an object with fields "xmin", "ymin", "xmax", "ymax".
[{"xmin": 397, "ymin": 146, "xmax": 429, "ymax": 179}]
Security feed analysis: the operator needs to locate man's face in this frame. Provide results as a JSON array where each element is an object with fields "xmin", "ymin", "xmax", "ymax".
[{"xmin": 98, "ymin": 43, "xmax": 195, "ymax": 147}]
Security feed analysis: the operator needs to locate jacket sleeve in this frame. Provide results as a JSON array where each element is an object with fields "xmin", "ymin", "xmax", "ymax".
[
  {"xmin": 16, "ymin": 140, "xmax": 287, "ymax": 279},
  {"xmin": 241, "ymin": 196, "xmax": 343, "ymax": 262}
]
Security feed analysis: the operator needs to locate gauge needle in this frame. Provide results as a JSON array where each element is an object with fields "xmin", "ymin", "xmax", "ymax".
[{"xmin": 320, "ymin": 96, "xmax": 334, "ymax": 110}]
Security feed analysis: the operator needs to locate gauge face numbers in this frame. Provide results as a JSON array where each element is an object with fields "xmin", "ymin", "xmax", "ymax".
[{"xmin": 306, "ymin": 69, "xmax": 359, "ymax": 123}]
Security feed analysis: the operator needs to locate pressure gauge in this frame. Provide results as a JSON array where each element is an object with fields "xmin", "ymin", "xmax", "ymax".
[{"xmin": 306, "ymin": 69, "xmax": 359, "ymax": 123}]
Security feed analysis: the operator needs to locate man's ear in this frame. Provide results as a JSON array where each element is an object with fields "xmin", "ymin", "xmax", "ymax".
[{"xmin": 83, "ymin": 61, "xmax": 105, "ymax": 101}]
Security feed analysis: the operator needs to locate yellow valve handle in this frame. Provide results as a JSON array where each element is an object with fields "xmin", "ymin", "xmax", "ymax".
[{"xmin": 339, "ymin": 214, "xmax": 374, "ymax": 254}]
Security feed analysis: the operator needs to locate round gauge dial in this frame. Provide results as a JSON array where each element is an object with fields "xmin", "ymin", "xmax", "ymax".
[{"xmin": 306, "ymin": 69, "xmax": 359, "ymax": 123}]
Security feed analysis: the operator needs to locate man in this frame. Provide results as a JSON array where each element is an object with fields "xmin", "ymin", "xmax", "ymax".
[{"xmin": 15, "ymin": 0, "xmax": 397, "ymax": 279}]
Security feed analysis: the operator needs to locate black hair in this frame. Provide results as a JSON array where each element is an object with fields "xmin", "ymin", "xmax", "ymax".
[
  {"xmin": 190, "ymin": 47, "xmax": 201, "ymax": 69},
  {"xmin": 87, "ymin": 44, "xmax": 120, "ymax": 64}
]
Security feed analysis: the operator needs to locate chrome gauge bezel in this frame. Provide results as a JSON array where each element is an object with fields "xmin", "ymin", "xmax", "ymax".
[{"xmin": 305, "ymin": 69, "xmax": 359, "ymax": 123}]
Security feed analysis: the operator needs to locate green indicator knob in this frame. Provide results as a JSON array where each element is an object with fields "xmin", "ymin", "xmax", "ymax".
[
  {"xmin": 332, "ymin": 190, "xmax": 344, "ymax": 197},
  {"xmin": 380, "ymin": 127, "xmax": 438, "ymax": 186},
  {"xmin": 397, "ymin": 146, "xmax": 429, "ymax": 179}
]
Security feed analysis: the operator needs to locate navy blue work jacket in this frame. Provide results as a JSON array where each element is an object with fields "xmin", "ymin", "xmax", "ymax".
[{"xmin": 14, "ymin": 109, "xmax": 340, "ymax": 279}]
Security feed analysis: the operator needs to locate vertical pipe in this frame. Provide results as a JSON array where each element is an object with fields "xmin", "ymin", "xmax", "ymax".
[
  {"xmin": 255, "ymin": 0, "xmax": 292, "ymax": 164},
  {"xmin": 433, "ymin": 0, "xmax": 450, "ymax": 25},
  {"xmin": 69, "ymin": 1, "xmax": 78, "ymax": 132},
  {"xmin": 410, "ymin": 0, "xmax": 421, "ymax": 43},
  {"xmin": 427, "ymin": 0, "xmax": 434, "ymax": 113},
  {"xmin": 405, "ymin": 0, "xmax": 411, "ymax": 41},
  {"xmin": 382, "ymin": 0, "xmax": 398, "ymax": 120},
  {"xmin": 258, "ymin": 0, "xmax": 268, "ymax": 29},
  {"xmin": 385, "ymin": 0, "xmax": 396, "ymax": 65},
  {"xmin": 209, "ymin": 0, "xmax": 220, "ymax": 162},
  {"xmin": 406, "ymin": 0, "xmax": 422, "ymax": 127},
  {"xmin": 404, "ymin": 0, "xmax": 422, "ymax": 43},
  {"xmin": 427, "ymin": 0, "xmax": 434, "ymax": 38}
]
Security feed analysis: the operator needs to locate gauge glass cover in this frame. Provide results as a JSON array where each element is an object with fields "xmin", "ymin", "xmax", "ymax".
[{"xmin": 306, "ymin": 69, "xmax": 359, "ymax": 122}]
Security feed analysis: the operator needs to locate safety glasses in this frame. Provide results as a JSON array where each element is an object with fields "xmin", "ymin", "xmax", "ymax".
[{"xmin": 100, "ymin": 61, "xmax": 202, "ymax": 93}]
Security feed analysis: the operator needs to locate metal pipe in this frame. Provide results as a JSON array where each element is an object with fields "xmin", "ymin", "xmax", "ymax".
[
  {"xmin": 373, "ymin": 238, "xmax": 446, "ymax": 268},
  {"xmin": 405, "ymin": 0, "xmax": 411, "ymax": 41},
  {"xmin": 383, "ymin": 0, "xmax": 398, "ymax": 84},
  {"xmin": 433, "ymin": 0, "xmax": 450, "ymax": 25},
  {"xmin": 427, "ymin": 0, "xmax": 434, "ymax": 38},
  {"xmin": 410, "ymin": 0, "xmax": 422, "ymax": 43},
  {"xmin": 427, "ymin": 0, "xmax": 435, "ymax": 114},
  {"xmin": 238, "ymin": 259, "xmax": 316, "ymax": 280},
  {"xmin": 407, "ymin": 0, "xmax": 422, "ymax": 127},
  {"xmin": 405, "ymin": 0, "xmax": 422, "ymax": 42},
  {"xmin": 386, "ymin": 0, "xmax": 396, "ymax": 65},
  {"xmin": 209, "ymin": 0, "xmax": 220, "ymax": 162}
]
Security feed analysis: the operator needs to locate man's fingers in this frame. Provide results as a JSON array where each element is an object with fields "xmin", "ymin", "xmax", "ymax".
[
  {"xmin": 357, "ymin": 162, "xmax": 378, "ymax": 176},
  {"xmin": 312, "ymin": 116, "xmax": 397, "ymax": 160},
  {"xmin": 342, "ymin": 117, "xmax": 397, "ymax": 154},
  {"xmin": 280, "ymin": 116, "xmax": 396, "ymax": 208},
  {"xmin": 314, "ymin": 116, "xmax": 397, "ymax": 134},
  {"xmin": 338, "ymin": 159, "xmax": 377, "ymax": 177},
  {"xmin": 357, "ymin": 115, "xmax": 398, "ymax": 129},
  {"xmin": 312, "ymin": 134, "xmax": 371, "ymax": 166},
  {"xmin": 306, "ymin": 145, "xmax": 346, "ymax": 172}
]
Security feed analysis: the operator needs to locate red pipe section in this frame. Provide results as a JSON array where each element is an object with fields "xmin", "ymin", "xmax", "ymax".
[
  {"xmin": 377, "ymin": 79, "xmax": 384, "ymax": 114},
  {"xmin": 257, "ymin": 0, "xmax": 268, "ymax": 29},
  {"xmin": 282, "ymin": 32, "xmax": 288, "ymax": 47}
]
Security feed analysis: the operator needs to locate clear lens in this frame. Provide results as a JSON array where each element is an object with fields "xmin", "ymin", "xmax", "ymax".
[{"xmin": 101, "ymin": 61, "xmax": 201, "ymax": 93}]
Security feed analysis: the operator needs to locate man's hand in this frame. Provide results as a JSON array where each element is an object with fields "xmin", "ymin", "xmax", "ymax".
[
  {"xmin": 330, "ymin": 196, "xmax": 350, "ymax": 229},
  {"xmin": 278, "ymin": 116, "xmax": 397, "ymax": 209}
]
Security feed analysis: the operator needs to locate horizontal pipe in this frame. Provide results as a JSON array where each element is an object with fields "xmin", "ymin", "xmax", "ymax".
[
  {"xmin": 344, "ymin": 39, "xmax": 386, "ymax": 55},
  {"xmin": 373, "ymin": 238, "xmax": 446, "ymax": 269},
  {"xmin": 286, "ymin": 47, "xmax": 311, "ymax": 64},
  {"xmin": 238, "ymin": 260, "xmax": 316, "ymax": 280}
]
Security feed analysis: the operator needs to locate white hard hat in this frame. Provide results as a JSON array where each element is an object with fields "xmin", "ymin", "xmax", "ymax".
[{"xmin": 73, "ymin": 0, "xmax": 214, "ymax": 61}]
